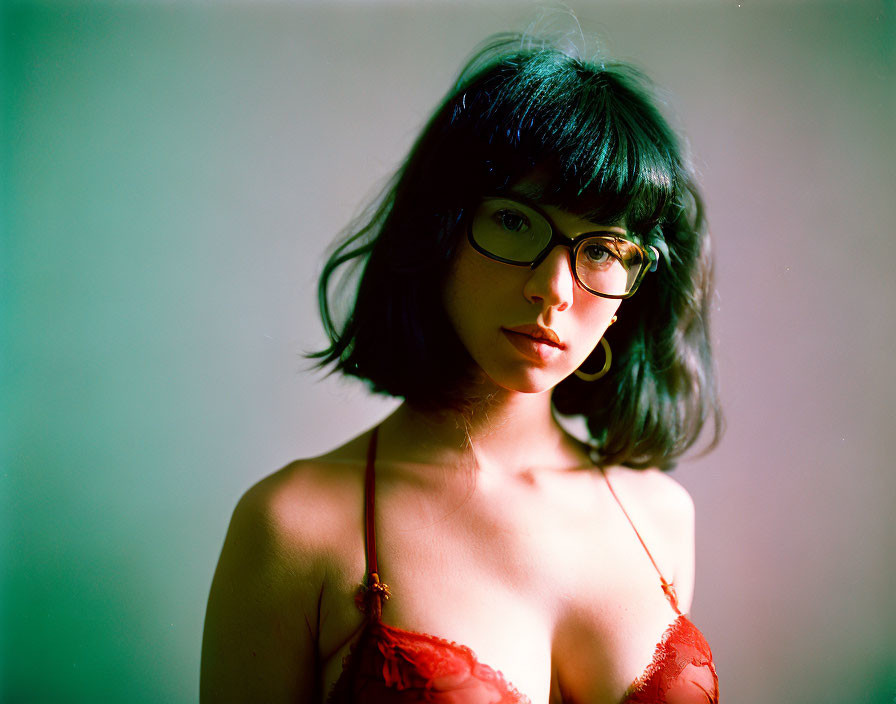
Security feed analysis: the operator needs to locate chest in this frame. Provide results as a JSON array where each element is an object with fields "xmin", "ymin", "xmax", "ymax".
[{"xmin": 321, "ymin": 470, "xmax": 682, "ymax": 704}]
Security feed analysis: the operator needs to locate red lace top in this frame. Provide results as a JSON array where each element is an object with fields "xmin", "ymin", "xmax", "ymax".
[{"xmin": 326, "ymin": 427, "xmax": 718, "ymax": 703}]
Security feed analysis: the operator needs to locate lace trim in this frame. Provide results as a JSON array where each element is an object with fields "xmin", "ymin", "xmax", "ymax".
[
  {"xmin": 326, "ymin": 617, "xmax": 531, "ymax": 703},
  {"xmin": 329, "ymin": 612, "xmax": 718, "ymax": 704},
  {"xmin": 330, "ymin": 574, "xmax": 529, "ymax": 702},
  {"xmin": 621, "ymin": 615, "xmax": 686, "ymax": 699},
  {"xmin": 373, "ymin": 621, "xmax": 531, "ymax": 702},
  {"xmin": 620, "ymin": 614, "xmax": 718, "ymax": 703}
]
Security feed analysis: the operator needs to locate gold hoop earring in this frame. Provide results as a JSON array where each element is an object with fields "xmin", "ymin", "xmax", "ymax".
[{"xmin": 574, "ymin": 337, "xmax": 611, "ymax": 381}]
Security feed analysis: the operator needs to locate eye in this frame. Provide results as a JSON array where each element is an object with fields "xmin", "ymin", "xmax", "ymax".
[
  {"xmin": 493, "ymin": 208, "xmax": 530, "ymax": 233},
  {"xmin": 581, "ymin": 242, "xmax": 616, "ymax": 265}
]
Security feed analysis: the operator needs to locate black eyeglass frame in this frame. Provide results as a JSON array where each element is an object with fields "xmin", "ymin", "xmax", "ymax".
[{"xmin": 467, "ymin": 195, "xmax": 660, "ymax": 300}]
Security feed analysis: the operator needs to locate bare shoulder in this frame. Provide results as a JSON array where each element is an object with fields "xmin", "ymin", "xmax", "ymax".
[
  {"xmin": 603, "ymin": 465, "xmax": 694, "ymax": 524},
  {"xmin": 200, "ymin": 434, "xmax": 371, "ymax": 702},
  {"xmin": 236, "ymin": 451, "xmax": 365, "ymax": 559},
  {"xmin": 603, "ymin": 466, "xmax": 697, "ymax": 611},
  {"xmin": 223, "ymin": 436, "xmax": 376, "ymax": 615}
]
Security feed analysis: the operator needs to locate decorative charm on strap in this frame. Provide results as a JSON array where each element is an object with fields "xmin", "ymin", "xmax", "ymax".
[
  {"xmin": 354, "ymin": 573, "xmax": 392, "ymax": 615},
  {"xmin": 660, "ymin": 577, "xmax": 679, "ymax": 611},
  {"xmin": 367, "ymin": 572, "xmax": 391, "ymax": 601}
]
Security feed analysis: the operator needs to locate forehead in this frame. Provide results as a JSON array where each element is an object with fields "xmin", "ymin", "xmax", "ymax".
[{"xmin": 505, "ymin": 184, "xmax": 628, "ymax": 235}]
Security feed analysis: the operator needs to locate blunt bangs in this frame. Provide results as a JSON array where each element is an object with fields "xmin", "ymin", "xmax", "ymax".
[{"xmin": 447, "ymin": 48, "xmax": 682, "ymax": 237}]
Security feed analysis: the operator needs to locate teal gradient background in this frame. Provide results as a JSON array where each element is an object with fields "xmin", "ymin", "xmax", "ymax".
[{"xmin": 3, "ymin": 2, "xmax": 894, "ymax": 702}]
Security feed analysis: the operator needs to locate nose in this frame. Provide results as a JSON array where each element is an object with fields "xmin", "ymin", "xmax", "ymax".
[{"xmin": 523, "ymin": 245, "xmax": 575, "ymax": 312}]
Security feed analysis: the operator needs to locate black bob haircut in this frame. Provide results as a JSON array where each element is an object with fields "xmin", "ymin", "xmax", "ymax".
[{"xmin": 310, "ymin": 33, "xmax": 723, "ymax": 470}]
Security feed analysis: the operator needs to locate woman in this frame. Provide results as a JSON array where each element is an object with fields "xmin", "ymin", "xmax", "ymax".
[{"xmin": 201, "ymin": 33, "xmax": 722, "ymax": 704}]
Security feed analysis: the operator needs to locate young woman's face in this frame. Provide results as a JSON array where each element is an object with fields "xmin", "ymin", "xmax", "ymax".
[{"xmin": 442, "ymin": 200, "xmax": 624, "ymax": 395}]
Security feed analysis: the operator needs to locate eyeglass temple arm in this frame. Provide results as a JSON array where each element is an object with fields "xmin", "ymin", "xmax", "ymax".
[{"xmin": 648, "ymin": 245, "xmax": 660, "ymax": 272}]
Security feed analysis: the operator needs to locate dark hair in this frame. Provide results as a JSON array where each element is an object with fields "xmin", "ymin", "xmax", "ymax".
[{"xmin": 309, "ymin": 33, "xmax": 722, "ymax": 470}]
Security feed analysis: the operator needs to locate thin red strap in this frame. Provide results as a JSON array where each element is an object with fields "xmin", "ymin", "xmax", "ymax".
[
  {"xmin": 364, "ymin": 426, "xmax": 379, "ymax": 578},
  {"xmin": 600, "ymin": 468, "xmax": 682, "ymax": 616},
  {"xmin": 361, "ymin": 426, "xmax": 390, "ymax": 618}
]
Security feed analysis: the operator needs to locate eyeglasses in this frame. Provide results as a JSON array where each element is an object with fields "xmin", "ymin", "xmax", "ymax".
[{"xmin": 468, "ymin": 197, "xmax": 659, "ymax": 299}]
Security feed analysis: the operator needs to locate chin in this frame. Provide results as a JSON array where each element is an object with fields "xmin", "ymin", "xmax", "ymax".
[{"xmin": 482, "ymin": 367, "xmax": 567, "ymax": 396}]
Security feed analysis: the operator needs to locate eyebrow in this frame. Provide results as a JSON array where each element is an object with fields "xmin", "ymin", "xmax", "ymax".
[
  {"xmin": 503, "ymin": 188, "xmax": 628, "ymax": 235},
  {"xmin": 508, "ymin": 182, "xmax": 547, "ymax": 201},
  {"xmin": 506, "ymin": 184, "xmax": 623, "ymax": 225}
]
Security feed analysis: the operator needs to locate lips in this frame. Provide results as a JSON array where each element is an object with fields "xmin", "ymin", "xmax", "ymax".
[
  {"xmin": 503, "ymin": 324, "xmax": 565, "ymax": 348},
  {"xmin": 501, "ymin": 328, "xmax": 565, "ymax": 362}
]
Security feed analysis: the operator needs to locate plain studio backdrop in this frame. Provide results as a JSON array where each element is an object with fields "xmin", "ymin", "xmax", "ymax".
[{"xmin": 2, "ymin": 1, "xmax": 894, "ymax": 702}]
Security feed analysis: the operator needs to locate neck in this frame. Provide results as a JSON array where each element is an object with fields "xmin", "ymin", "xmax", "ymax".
[{"xmin": 379, "ymin": 388, "xmax": 591, "ymax": 476}]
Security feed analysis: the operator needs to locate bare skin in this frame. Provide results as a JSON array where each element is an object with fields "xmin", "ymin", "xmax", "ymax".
[{"xmin": 201, "ymin": 205, "xmax": 698, "ymax": 703}]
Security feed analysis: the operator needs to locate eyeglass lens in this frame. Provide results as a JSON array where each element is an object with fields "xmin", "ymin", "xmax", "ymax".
[{"xmin": 471, "ymin": 199, "xmax": 644, "ymax": 296}]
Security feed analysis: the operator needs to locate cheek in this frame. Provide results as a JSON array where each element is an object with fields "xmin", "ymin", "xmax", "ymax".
[
  {"xmin": 597, "ymin": 299, "xmax": 623, "ymax": 328},
  {"xmin": 451, "ymin": 245, "xmax": 502, "ymax": 290},
  {"xmin": 442, "ymin": 247, "xmax": 510, "ymax": 326},
  {"xmin": 572, "ymin": 296, "xmax": 623, "ymax": 352},
  {"xmin": 442, "ymin": 254, "xmax": 478, "ymax": 345}
]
